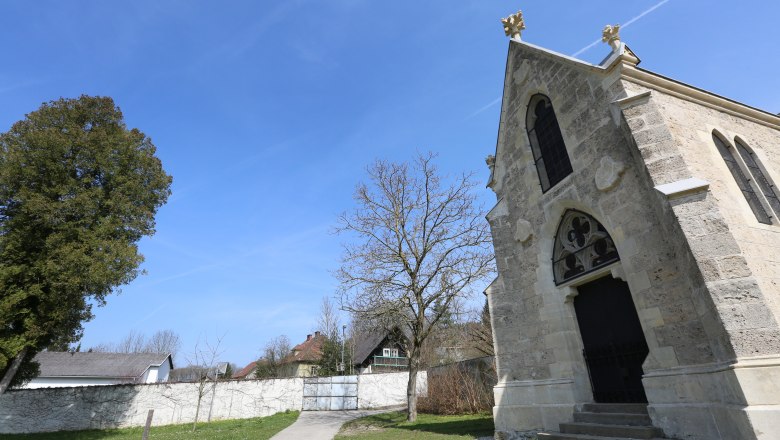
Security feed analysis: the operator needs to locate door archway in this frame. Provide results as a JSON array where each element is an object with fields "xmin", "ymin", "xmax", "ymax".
[{"xmin": 552, "ymin": 210, "xmax": 649, "ymax": 403}]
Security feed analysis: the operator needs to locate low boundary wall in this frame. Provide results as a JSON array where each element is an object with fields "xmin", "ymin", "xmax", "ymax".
[{"xmin": 0, "ymin": 371, "xmax": 426, "ymax": 434}]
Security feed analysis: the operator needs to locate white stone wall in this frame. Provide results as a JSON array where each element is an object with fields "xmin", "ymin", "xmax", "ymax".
[
  {"xmin": 0, "ymin": 371, "xmax": 423, "ymax": 434},
  {"xmin": 23, "ymin": 377, "xmax": 129, "ymax": 389},
  {"xmin": 357, "ymin": 371, "xmax": 427, "ymax": 409}
]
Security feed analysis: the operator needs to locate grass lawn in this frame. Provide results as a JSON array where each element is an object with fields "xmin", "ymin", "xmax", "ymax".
[
  {"xmin": 335, "ymin": 411, "xmax": 494, "ymax": 440},
  {"xmin": 0, "ymin": 410, "xmax": 299, "ymax": 440}
]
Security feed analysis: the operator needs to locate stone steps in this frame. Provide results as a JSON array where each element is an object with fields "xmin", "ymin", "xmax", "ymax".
[
  {"xmin": 537, "ymin": 403, "xmax": 666, "ymax": 440},
  {"xmin": 580, "ymin": 403, "xmax": 649, "ymax": 414},
  {"xmin": 559, "ymin": 422, "xmax": 663, "ymax": 439},
  {"xmin": 573, "ymin": 411, "xmax": 652, "ymax": 426},
  {"xmin": 538, "ymin": 433, "xmax": 666, "ymax": 440}
]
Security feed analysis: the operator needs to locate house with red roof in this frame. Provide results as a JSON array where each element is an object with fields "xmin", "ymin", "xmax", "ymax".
[
  {"xmin": 233, "ymin": 331, "xmax": 327, "ymax": 380},
  {"xmin": 279, "ymin": 331, "xmax": 326, "ymax": 377}
]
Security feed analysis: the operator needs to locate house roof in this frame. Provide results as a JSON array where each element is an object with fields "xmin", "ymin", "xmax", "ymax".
[
  {"xmin": 233, "ymin": 361, "xmax": 257, "ymax": 379},
  {"xmin": 283, "ymin": 332, "xmax": 326, "ymax": 364},
  {"xmin": 34, "ymin": 351, "xmax": 173, "ymax": 379},
  {"xmin": 352, "ymin": 330, "xmax": 388, "ymax": 365},
  {"xmin": 352, "ymin": 326, "xmax": 410, "ymax": 365}
]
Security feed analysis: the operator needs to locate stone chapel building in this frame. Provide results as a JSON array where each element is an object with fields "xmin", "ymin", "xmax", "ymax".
[{"xmin": 486, "ymin": 12, "xmax": 780, "ymax": 440}]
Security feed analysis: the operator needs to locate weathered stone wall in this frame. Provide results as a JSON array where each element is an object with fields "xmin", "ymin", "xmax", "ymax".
[
  {"xmin": 0, "ymin": 377, "xmax": 302, "ymax": 434},
  {"xmin": 0, "ymin": 371, "xmax": 424, "ymax": 434},
  {"xmin": 624, "ymin": 81, "xmax": 780, "ymax": 331},
  {"xmin": 617, "ymin": 81, "xmax": 780, "ymax": 440},
  {"xmin": 357, "ymin": 371, "xmax": 427, "ymax": 409},
  {"xmin": 488, "ymin": 40, "xmax": 718, "ymax": 435},
  {"xmin": 487, "ymin": 39, "xmax": 780, "ymax": 440}
]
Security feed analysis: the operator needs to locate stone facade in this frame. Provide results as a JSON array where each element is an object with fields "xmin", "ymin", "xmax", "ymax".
[{"xmin": 486, "ymin": 39, "xmax": 780, "ymax": 440}]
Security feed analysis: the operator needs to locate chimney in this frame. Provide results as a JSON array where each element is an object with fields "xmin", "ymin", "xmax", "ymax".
[
  {"xmin": 306, "ymin": 334, "xmax": 312, "ymax": 341},
  {"xmin": 314, "ymin": 331, "xmax": 320, "ymax": 337}
]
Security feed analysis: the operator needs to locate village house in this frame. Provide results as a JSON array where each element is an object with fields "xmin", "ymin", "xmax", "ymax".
[
  {"xmin": 352, "ymin": 329, "xmax": 407, "ymax": 374},
  {"xmin": 486, "ymin": 11, "xmax": 780, "ymax": 440},
  {"xmin": 23, "ymin": 351, "xmax": 173, "ymax": 389},
  {"xmin": 279, "ymin": 331, "xmax": 327, "ymax": 378}
]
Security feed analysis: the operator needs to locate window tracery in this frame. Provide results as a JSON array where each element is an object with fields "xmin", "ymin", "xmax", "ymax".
[
  {"xmin": 553, "ymin": 210, "xmax": 619, "ymax": 284},
  {"xmin": 734, "ymin": 138, "xmax": 780, "ymax": 218},
  {"xmin": 712, "ymin": 133, "xmax": 772, "ymax": 224},
  {"xmin": 526, "ymin": 94, "xmax": 573, "ymax": 192}
]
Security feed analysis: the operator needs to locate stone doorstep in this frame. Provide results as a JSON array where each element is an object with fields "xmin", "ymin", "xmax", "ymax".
[
  {"xmin": 536, "ymin": 403, "xmax": 667, "ymax": 440},
  {"xmin": 559, "ymin": 422, "xmax": 663, "ymax": 439},
  {"xmin": 580, "ymin": 403, "xmax": 649, "ymax": 414},
  {"xmin": 538, "ymin": 433, "xmax": 666, "ymax": 440},
  {"xmin": 573, "ymin": 411, "xmax": 652, "ymax": 426}
]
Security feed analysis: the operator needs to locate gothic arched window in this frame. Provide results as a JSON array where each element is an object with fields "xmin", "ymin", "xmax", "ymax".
[
  {"xmin": 734, "ymin": 138, "xmax": 780, "ymax": 218},
  {"xmin": 526, "ymin": 94, "xmax": 573, "ymax": 192},
  {"xmin": 712, "ymin": 133, "xmax": 772, "ymax": 224},
  {"xmin": 553, "ymin": 210, "xmax": 619, "ymax": 285}
]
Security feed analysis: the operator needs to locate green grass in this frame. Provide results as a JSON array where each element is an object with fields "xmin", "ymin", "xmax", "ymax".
[
  {"xmin": 0, "ymin": 410, "xmax": 299, "ymax": 440},
  {"xmin": 335, "ymin": 411, "xmax": 494, "ymax": 439}
]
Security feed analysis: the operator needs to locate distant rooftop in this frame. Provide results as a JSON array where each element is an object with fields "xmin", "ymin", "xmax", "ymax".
[{"xmin": 34, "ymin": 351, "xmax": 172, "ymax": 379}]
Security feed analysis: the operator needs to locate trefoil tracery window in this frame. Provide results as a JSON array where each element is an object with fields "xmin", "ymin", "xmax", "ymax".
[{"xmin": 553, "ymin": 210, "xmax": 619, "ymax": 285}]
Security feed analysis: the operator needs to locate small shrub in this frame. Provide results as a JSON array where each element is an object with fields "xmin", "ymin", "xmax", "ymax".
[{"xmin": 418, "ymin": 360, "xmax": 495, "ymax": 414}]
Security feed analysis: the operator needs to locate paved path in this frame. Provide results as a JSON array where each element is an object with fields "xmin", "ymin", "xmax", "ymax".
[{"xmin": 270, "ymin": 408, "xmax": 401, "ymax": 440}]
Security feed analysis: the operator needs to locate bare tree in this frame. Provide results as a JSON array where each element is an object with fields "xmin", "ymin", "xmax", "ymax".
[
  {"xmin": 336, "ymin": 153, "xmax": 494, "ymax": 421},
  {"xmin": 146, "ymin": 329, "xmax": 182, "ymax": 359},
  {"xmin": 115, "ymin": 331, "xmax": 146, "ymax": 354},
  {"xmin": 186, "ymin": 335, "xmax": 224, "ymax": 431},
  {"xmin": 317, "ymin": 296, "xmax": 341, "ymax": 340},
  {"xmin": 89, "ymin": 329, "xmax": 181, "ymax": 360},
  {"xmin": 254, "ymin": 335, "xmax": 291, "ymax": 379}
]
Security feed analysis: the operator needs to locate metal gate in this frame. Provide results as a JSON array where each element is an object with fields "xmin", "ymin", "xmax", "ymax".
[{"xmin": 302, "ymin": 375, "xmax": 358, "ymax": 410}]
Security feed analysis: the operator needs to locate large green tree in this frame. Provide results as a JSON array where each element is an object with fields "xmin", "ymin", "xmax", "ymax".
[{"xmin": 0, "ymin": 95, "xmax": 172, "ymax": 392}]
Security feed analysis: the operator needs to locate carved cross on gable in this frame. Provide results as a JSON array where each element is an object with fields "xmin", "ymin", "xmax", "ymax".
[{"xmin": 501, "ymin": 10, "xmax": 525, "ymax": 40}]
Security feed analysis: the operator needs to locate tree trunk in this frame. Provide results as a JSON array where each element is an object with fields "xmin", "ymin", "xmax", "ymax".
[
  {"xmin": 406, "ymin": 349, "xmax": 420, "ymax": 422},
  {"xmin": 0, "ymin": 347, "xmax": 28, "ymax": 395},
  {"xmin": 192, "ymin": 383, "xmax": 203, "ymax": 431}
]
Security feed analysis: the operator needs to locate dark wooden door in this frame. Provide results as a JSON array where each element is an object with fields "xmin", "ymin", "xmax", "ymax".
[{"xmin": 574, "ymin": 276, "xmax": 649, "ymax": 403}]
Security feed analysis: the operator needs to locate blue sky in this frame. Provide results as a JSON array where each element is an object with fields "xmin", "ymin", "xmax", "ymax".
[{"xmin": 2, "ymin": 1, "xmax": 778, "ymax": 368}]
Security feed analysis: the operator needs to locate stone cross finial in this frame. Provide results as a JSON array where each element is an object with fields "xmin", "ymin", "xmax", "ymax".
[
  {"xmin": 501, "ymin": 10, "xmax": 525, "ymax": 40},
  {"xmin": 602, "ymin": 24, "xmax": 621, "ymax": 51}
]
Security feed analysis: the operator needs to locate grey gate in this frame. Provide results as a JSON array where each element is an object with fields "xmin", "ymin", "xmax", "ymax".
[{"xmin": 302, "ymin": 375, "xmax": 358, "ymax": 410}]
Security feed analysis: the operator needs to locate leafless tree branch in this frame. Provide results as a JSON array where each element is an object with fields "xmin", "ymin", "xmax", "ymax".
[{"xmin": 336, "ymin": 153, "xmax": 494, "ymax": 422}]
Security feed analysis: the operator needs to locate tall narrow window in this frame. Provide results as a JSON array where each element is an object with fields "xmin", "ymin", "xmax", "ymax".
[
  {"xmin": 712, "ymin": 133, "xmax": 771, "ymax": 224},
  {"xmin": 734, "ymin": 138, "xmax": 780, "ymax": 216},
  {"xmin": 526, "ymin": 95, "xmax": 573, "ymax": 192}
]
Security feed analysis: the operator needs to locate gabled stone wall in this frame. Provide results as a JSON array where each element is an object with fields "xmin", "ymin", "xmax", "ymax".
[{"xmin": 487, "ymin": 39, "xmax": 780, "ymax": 440}]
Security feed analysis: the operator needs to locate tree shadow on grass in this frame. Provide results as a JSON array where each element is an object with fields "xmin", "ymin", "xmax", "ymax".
[{"xmin": 395, "ymin": 416, "xmax": 494, "ymax": 437}]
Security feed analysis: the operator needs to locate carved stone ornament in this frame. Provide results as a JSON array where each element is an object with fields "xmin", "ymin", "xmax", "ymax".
[
  {"xmin": 501, "ymin": 10, "xmax": 525, "ymax": 40},
  {"xmin": 595, "ymin": 156, "xmax": 626, "ymax": 192},
  {"xmin": 514, "ymin": 219, "xmax": 533, "ymax": 243},
  {"xmin": 602, "ymin": 24, "xmax": 621, "ymax": 51},
  {"xmin": 485, "ymin": 154, "xmax": 496, "ymax": 171},
  {"xmin": 512, "ymin": 59, "xmax": 531, "ymax": 86}
]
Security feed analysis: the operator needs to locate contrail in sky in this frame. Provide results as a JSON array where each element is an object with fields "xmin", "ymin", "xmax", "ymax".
[
  {"xmin": 465, "ymin": 0, "xmax": 672, "ymax": 119},
  {"xmin": 571, "ymin": 0, "xmax": 672, "ymax": 57},
  {"xmin": 465, "ymin": 97, "xmax": 503, "ymax": 120}
]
